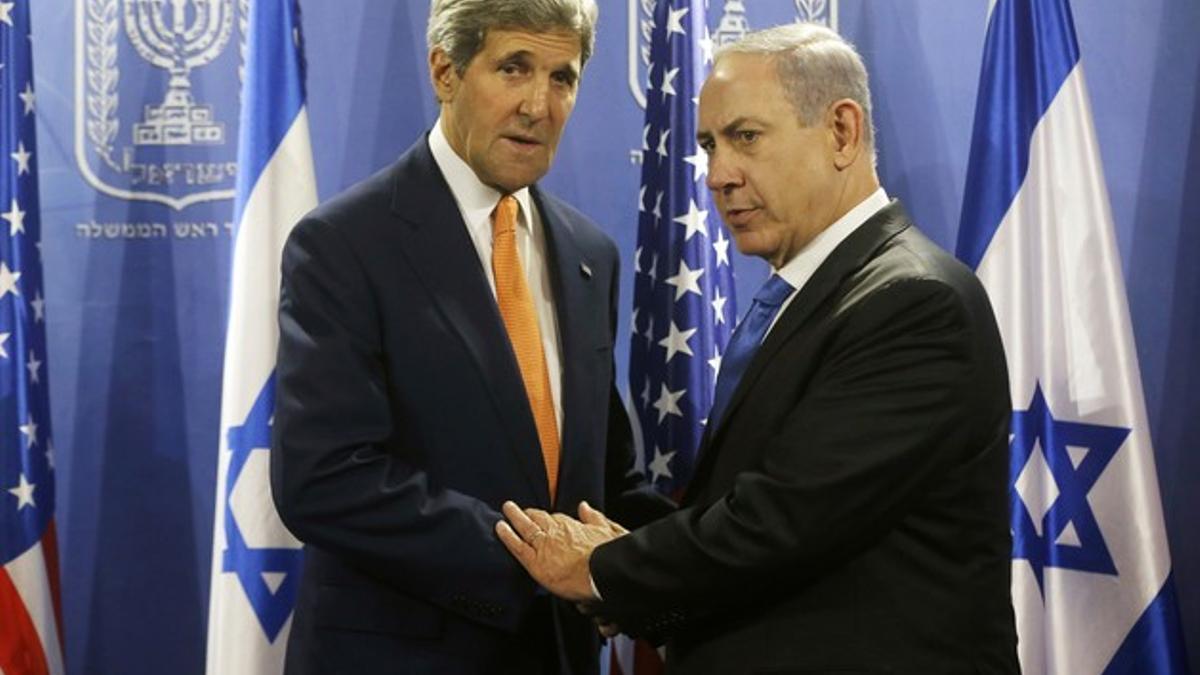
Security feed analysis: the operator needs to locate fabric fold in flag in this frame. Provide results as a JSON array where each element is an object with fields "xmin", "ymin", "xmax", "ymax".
[
  {"xmin": 204, "ymin": 1, "xmax": 317, "ymax": 673},
  {"xmin": 956, "ymin": 1, "xmax": 1188, "ymax": 672}
]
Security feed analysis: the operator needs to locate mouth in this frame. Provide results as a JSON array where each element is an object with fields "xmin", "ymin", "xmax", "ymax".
[
  {"xmin": 723, "ymin": 207, "xmax": 759, "ymax": 227},
  {"xmin": 501, "ymin": 134, "xmax": 545, "ymax": 152}
]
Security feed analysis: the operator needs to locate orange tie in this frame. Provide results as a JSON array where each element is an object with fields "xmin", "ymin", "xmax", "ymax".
[{"xmin": 492, "ymin": 195, "xmax": 560, "ymax": 501}]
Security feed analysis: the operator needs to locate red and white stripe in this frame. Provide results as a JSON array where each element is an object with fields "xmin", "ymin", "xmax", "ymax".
[{"xmin": 0, "ymin": 525, "xmax": 64, "ymax": 675}]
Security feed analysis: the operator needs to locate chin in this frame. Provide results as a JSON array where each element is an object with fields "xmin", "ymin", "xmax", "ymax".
[
  {"xmin": 497, "ymin": 176, "xmax": 539, "ymax": 193},
  {"xmin": 732, "ymin": 234, "xmax": 775, "ymax": 262},
  {"xmin": 479, "ymin": 170, "xmax": 532, "ymax": 193},
  {"xmin": 510, "ymin": 171, "xmax": 548, "ymax": 191}
]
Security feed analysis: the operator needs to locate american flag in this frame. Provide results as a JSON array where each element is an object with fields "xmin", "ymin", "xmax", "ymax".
[
  {"xmin": 629, "ymin": 0, "xmax": 736, "ymax": 500},
  {"xmin": 616, "ymin": 0, "xmax": 736, "ymax": 672},
  {"xmin": 1, "ymin": 1, "xmax": 66, "ymax": 672}
]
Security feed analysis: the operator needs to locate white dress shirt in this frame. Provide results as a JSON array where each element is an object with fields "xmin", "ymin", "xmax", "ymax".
[
  {"xmin": 429, "ymin": 120, "xmax": 564, "ymax": 436},
  {"xmin": 767, "ymin": 187, "xmax": 891, "ymax": 338}
]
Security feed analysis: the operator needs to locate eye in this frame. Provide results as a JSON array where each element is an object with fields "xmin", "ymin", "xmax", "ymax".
[
  {"xmin": 551, "ymin": 70, "xmax": 577, "ymax": 88},
  {"xmin": 698, "ymin": 139, "xmax": 715, "ymax": 154},
  {"xmin": 736, "ymin": 129, "xmax": 760, "ymax": 144},
  {"xmin": 499, "ymin": 61, "xmax": 526, "ymax": 76}
]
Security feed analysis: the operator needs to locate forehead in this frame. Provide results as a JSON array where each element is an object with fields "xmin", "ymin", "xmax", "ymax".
[
  {"xmin": 699, "ymin": 53, "xmax": 789, "ymax": 126},
  {"xmin": 477, "ymin": 27, "xmax": 582, "ymax": 64}
]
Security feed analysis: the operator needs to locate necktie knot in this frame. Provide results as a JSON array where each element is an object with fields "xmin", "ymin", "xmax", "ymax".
[
  {"xmin": 753, "ymin": 274, "xmax": 795, "ymax": 308},
  {"xmin": 492, "ymin": 195, "xmax": 519, "ymax": 237}
]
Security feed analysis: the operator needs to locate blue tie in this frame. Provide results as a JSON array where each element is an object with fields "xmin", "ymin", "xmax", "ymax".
[{"xmin": 709, "ymin": 274, "xmax": 796, "ymax": 428}]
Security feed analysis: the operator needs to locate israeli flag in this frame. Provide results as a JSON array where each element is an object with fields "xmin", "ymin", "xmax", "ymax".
[
  {"xmin": 956, "ymin": 1, "xmax": 1188, "ymax": 672},
  {"xmin": 205, "ymin": 0, "xmax": 316, "ymax": 672}
]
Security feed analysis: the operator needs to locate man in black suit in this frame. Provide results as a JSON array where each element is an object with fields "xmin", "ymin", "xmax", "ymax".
[
  {"xmin": 270, "ymin": 1, "xmax": 670, "ymax": 673},
  {"xmin": 498, "ymin": 23, "xmax": 1020, "ymax": 674}
]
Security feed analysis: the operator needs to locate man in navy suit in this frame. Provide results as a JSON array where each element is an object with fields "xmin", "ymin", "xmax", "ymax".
[
  {"xmin": 498, "ymin": 23, "xmax": 1019, "ymax": 674},
  {"xmin": 270, "ymin": 1, "xmax": 671, "ymax": 673}
]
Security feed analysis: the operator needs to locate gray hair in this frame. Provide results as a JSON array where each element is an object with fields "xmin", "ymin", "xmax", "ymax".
[
  {"xmin": 427, "ymin": 0, "xmax": 600, "ymax": 73},
  {"xmin": 718, "ymin": 23, "xmax": 876, "ymax": 153}
]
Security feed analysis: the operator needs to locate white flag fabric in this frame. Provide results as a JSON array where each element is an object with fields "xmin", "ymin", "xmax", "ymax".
[
  {"xmin": 205, "ymin": 0, "xmax": 317, "ymax": 672},
  {"xmin": 956, "ymin": 1, "xmax": 1187, "ymax": 672}
]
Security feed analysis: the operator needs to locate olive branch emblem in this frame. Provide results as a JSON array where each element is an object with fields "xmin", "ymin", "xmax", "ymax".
[
  {"xmin": 795, "ymin": 0, "xmax": 831, "ymax": 24},
  {"xmin": 85, "ymin": 0, "xmax": 121, "ymax": 170}
]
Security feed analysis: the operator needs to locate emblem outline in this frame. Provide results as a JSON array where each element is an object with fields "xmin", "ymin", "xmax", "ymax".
[
  {"xmin": 74, "ymin": 0, "xmax": 247, "ymax": 211},
  {"xmin": 627, "ymin": 0, "xmax": 651, "ymax": 109}
]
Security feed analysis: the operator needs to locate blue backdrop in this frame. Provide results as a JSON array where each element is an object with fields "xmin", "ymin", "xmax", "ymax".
[{"xmin": 26, "ymin": 1, "xmax": 1199, "ymax": 673}]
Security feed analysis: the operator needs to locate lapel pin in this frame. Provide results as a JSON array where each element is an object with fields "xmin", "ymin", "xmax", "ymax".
[{"xmin": 580, "ymin": 262, "xmax": 593, "ymax": 279}]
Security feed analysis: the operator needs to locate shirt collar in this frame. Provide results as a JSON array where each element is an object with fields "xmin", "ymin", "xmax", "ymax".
[
  {"xmin": 774, "ymin": 187, "xmax": 890, "ymax": 291},
  {"xmin": 429, "ymin": 118, "xmax": 536, "ymax": 234}
]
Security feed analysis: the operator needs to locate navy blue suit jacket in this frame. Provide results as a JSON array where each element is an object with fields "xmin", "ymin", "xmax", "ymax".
[{"xmin": 271, "ymin": 136, "xmax": 671, "ymax": 674}]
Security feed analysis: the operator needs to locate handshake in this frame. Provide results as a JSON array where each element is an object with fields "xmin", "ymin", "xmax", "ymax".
[{"xmin": 495, "ymin": 500, "xmax": 628, "ymax": 636}]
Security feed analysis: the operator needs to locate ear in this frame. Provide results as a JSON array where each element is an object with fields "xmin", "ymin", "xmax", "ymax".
[
  {"xmin": 429, "ymin": 48, "xmax": 459, "ymax": 103},
  {"xmin": 828, "ymin": 99, "xmax": 865, "ymax": 170}
]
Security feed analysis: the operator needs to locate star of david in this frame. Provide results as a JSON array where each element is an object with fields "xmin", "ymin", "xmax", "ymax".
[
  {"xmin": 222, "ymin": 374, "xmax": 304, "ymax": 641},
  {"xmin": 1009, "ymin": 384, "xmax": 1128, "ymax": 593}
]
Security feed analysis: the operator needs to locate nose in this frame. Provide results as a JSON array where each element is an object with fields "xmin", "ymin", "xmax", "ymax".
[
  {"xmin": 518, "ymin": 78, "xmax": 550, "ymax": 122},
  {"xmin": 705, "ymin": 150, "xmax": 742, "ymax": 195}
]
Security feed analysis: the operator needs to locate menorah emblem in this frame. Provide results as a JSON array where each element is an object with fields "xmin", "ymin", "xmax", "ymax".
[
  {"xmin": 715, "ymin": 0, "xmax": 751, "ymax": 47},
  {"xmin": 124, "ymin": 0, "xmax": 234, "ymax": 145}
]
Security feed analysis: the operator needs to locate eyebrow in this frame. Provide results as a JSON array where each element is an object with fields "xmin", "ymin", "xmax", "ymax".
[
  {"xmin": 496, "ymin": 50, "xmax": 580, "ymax": 81},
  {"xmin": 697, "ymin": 116, "xmax": 758, "ymax": 143}
]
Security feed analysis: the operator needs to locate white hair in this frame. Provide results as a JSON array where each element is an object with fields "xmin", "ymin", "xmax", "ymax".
[
  {"xmin": 718, "ymin": 22, "xmax": 876, "ymax": 154},
  {"xmin": 427, "ymin": 0, "xmax": 600, "ymax": 72}
]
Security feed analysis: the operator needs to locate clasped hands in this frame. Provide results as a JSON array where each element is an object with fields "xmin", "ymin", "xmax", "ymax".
[{"xmin": 495, "ymin": 500, "xmax": 627, "ymax": 636}]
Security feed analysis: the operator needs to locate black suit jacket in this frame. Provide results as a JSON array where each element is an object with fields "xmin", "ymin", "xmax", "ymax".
[
  {"xmin": 271, "ymin": 136, "xmax": 671, "ymax": 675},
  {"xmin": 590, "ymin": 203, "xmax": 1020, "ymax": 674}
]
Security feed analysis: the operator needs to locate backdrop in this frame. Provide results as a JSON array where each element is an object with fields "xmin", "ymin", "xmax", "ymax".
[{"xmin": 25, "ymin": 1, "xmax": 1199, "ymax": 673}]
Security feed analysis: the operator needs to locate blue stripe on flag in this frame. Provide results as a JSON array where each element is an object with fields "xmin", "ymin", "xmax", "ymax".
[
  {"xmin": 956, "ymin": 0, "xmax": 1081, "ymax": 270},
  {"xmin": 235, "ymin": 0, "xmax": 307, "ymax": 223},
  {"xmin": 1103, "ymin": 573, "xmax": 1190, "ymax": 674}
]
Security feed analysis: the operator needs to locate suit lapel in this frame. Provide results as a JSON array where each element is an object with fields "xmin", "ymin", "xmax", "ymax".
[
  {"xmin": 534, "ymin": 188, "xmax": 599, "ymax": 507},
  {"xmin": 684, "ymin": 201, "xmax": 912, "ymax": 503},
  {"xmin": 387, "ymin": 138, "xmax": 551, "ymax": 505}
]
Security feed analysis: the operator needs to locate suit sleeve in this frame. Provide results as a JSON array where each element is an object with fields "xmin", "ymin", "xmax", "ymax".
[
  {"xmin": 271, "ymin": 216, "xmax": 533, "ymax": 632},
  {"xmin": 589, "ymin": 278, "xmax": 992, "ymax": 637}
]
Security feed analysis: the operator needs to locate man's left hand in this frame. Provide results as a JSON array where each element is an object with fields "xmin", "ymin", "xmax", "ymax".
[{"xmin": 496, "ymin": 500, "xmax": 627, "ymax": 602}]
